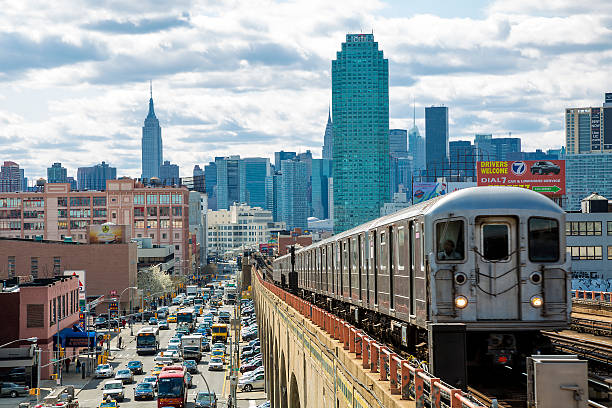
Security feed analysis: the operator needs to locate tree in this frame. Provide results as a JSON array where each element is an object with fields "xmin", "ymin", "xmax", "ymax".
[{"xmin": 137, "ymin": 265, "xmax": 172, "ymax": 297}]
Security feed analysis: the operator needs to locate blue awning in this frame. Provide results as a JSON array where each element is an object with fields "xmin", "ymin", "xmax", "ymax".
[{"xmin": 55, "ymin": 327, "xmax": 96, "ymax": 348}]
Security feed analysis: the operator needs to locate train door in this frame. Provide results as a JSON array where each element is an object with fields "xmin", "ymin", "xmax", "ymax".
[
  {"xmin": 369, "ymin": 230, "xmax": 377, "ymax": 305},
  {"xmin": 475, "ymin": 216, "xmax": 519, "ymax": 320}
]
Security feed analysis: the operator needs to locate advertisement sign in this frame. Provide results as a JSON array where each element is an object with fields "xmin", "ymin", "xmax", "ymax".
[
  {"xmin": 446, "ymin": 181, "xmax": 477, "ymax": 193},
  {"xmin": 88, "ymin": 224, "xmax": 125, "ymax": 244},
  {"xmin": 64, "ymin": 270, "xmax": 86, "ymax": 301},
  {"xmin": 412, "ymin": 181, "xmax": 447, "ymax": 204},
  {"xmin": 477, "ymin": 160, "xmax": 565, "ymax": 195}
]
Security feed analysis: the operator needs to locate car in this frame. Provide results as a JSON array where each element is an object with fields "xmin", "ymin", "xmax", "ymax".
[
  {"xmin": 95, "ymin": 364, "xmax": 114, "ymax": 379},
  {"xmin": 114, "ymin": 369, "xmax": 134, "ymax": 384},
  {"xmin": 126, "ymin": 360, "xmax": 143, "ymax": 375},
  {"xmin": 165, "ymin": 349, "xmax": 180, "ymax": 362},
  {"xmin": 142, "ymin": 375, "xmax": 158, "ymax": 390},
  {"xmin": 211, "ymin": 350, "xmax": 225, "ymax": 363},
  {"xmin": 158, "ymin": 319, "xmax": 169, "ymax": 330},
  {"xmin": 249, "ymin": 339, "xmax": 260, "ymax": 348},
  {"xmin": 0, "ymin": 382, "xmax": 28, "ymax": 398},
  {"xmin": 256, "ymin": 401, "xmax": 271, "ymax": 408},
  {"xmin": 149, "ymin": 317, "xmax": 158, "ymax": 325},
  {"xmin": 167, "ymin": 314, "xmax": 177, "ymax": 323},
  {"xmin": 208, "ymin": 357, "xmax": 224, "ymax": 371},
  {"xmin": 151, "ymin": 365, "xmax": 163, "ymax": 377},
  {"xmin": 102, "ymin": 380, "xmax": 125, "ymax": 401},
  {"xmin": 167, "ymin": 344, "xmax": 180, "ymax": 352},
  {"xmin": 134, "ymin": 381, "xmax": 156, "ymax": 400},
  {"xmin": 209, "ymin": 308, "xmax": 218, "ymax": 316},
  {"xmin": 201, "ymin": 337, "xmax": 211, "ymax": 352},
  {"xmin": 154, "ymin": 352, "xmax": 174, "ymax": 365},
  {"xmin": 98, "ymin": 400, "xmax": 119, "ymax": 408},
  {"xmin": 241, "ymin": 348, "xmax": 260, "ymax": 360},
  {"xmin": 195, "ymin": 390, "xmax": 218, "ymax": 408},
  {"xmin": 169, "ymin": 337, "xmax": 181, "ymax": 345},
  {"xmin": 240, "ymin": 358, "xmax": 263, "ymax": 373},
  {"xmin": 242, "ymin": 366, "xmax": 265, "ymax": 379},
  {"xmin": 238, "ymin": 372, "xmax": 265, "ymax": 392},
  {"xmin": 183, "ymin": 360, "xmax": 198, "ymax": 374},
  {"xmin": 530, "ymin": 160, "xmax": 561, "ymax": 175}
]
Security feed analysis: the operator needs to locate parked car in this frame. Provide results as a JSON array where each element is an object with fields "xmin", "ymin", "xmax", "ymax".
[
  {"xmin": 208, "ymin": 358, "xmax": 224, "ymax": 371},
  {"xmin": 95, "ymin": 364, "xmax": 114, "ymax": 379},
  {"xmin": 0, "ymin": 382, "xmax": 28, "ymax": 398},
  {"xmin": 127, "ymin": 360, "xmax": 143, "ymax": 375},
  {"xmin": 114, "ymin": 369, "xmax": 134, "ymax": 384},
  {"xmin": 530, "ymin": 161, "xmax": 560, "ymax": 175},
  {"xmin": 238, "ymin": 372, "xmax": 265, "ymax": 392},
  {"xmin": 134, "ymin": 381, "xmax": 156, "ymax": 400},
  {"xmin": 195, "ymin": 390, "xmax": 218, "ymax": 408},
  {"xmin": 240, "ymin": 358, "xmax": 263, "ymax": 374},
  {"xmin": 102, "ymin": 380, "xmax": 125, "ymax": 401}
]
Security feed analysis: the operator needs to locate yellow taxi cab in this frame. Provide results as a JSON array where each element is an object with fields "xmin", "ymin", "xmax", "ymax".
[
  {"xmin": 151, "ymin": 365, "xmax": 164, "ymax": 377},
  {"xmin": 99, "ymin": 399, "xmax": 119, "ymax": 408},
  {"xmin": 211, "ymin": 349, "xmax": 225, "ymax": 363},
  {"xmin": 167, "ymin": 314, "xmax": 177, "ymax": 323}
]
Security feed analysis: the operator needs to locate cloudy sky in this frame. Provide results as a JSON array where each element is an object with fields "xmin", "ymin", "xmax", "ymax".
[{"xmin": 1, "ymin": 0, "xmax": 612, "ymax": 182}]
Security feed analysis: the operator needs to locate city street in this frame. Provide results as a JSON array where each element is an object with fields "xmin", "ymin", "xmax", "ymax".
[{"xmin": 1, "ymin": 302, "xmax": 267, "ymax": 408}]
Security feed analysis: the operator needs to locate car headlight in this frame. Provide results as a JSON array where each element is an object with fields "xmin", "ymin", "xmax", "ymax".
[
  {"xmin": 531, "ymin": 295, "xmax": 543, "ymax": 308},
  {"xmin": 455, "ymin": 296, "xmax": 468, "ymax": 309}
]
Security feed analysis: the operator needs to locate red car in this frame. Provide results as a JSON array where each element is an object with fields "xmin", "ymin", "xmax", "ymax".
[{"xmin": 240, "ymin": 358, "xmax": 262, "ymax": 374}]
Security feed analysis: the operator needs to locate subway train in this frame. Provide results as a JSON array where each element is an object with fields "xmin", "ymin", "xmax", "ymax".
[{"xmin": 271, "ymin": 186, "xmax": 570, "ymax": 385}]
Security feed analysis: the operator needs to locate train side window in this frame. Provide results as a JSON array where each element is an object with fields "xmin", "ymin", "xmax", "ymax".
[
  {"xmin": 528, "ymin": 217, "xmax": 559, "ymax": 262},
  {"xmin": 436, "ymin": 220, "xmax": 465, "ymax": 261},
  {"xmin": 482, "ymin": 224, "xmax": 509, "ymax": 261},
  {"xmin": 397, "ymin": 226, "xmax": 405, "ymax": 270}
]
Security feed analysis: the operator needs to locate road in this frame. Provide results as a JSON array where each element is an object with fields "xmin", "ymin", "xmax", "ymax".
[{"xmin": 66, "ymin": 303, "xmax": 266, "ymax": 408}]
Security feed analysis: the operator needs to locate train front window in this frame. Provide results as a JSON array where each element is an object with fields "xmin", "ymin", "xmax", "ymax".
[
  {"xmin": 436, "ymin": 220, "xmax": 465, "ymax": 261},
  {"xmin": 529, "ymin": 218, "xmax": 559, "ymax": 262},
  {"xmin": 482, "ymin": 224, "xmax": 509, "ymax": 261}
]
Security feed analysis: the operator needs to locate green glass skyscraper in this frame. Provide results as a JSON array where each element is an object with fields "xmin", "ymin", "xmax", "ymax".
[{"xmin": 332, "ymin": 33, "xmax": 390, "ymax": 232}]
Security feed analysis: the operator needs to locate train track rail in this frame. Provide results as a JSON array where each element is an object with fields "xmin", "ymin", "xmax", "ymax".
[
  {"xmin": 543, "ymin": 331, "xmax": 612, "ymax": 366},
  {"xmin": 571, "ymin": 316, "xmax": 612, "ymax": 337}
]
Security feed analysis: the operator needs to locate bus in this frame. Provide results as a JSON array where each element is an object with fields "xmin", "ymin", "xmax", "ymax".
[
  {"xmin": 136, "ymin": 327, "xmax": 159, "ymax": 355},
  {"xmin": 177, "ymin": 308, "xmax": 195, "ymax": 332},
  {"xmin": 212, "ymin": 323, "xmax": 229, "ymax": 343},
  {"xmin": 157, "ymin": 367, "xmax": 187, "ymax": 408}
]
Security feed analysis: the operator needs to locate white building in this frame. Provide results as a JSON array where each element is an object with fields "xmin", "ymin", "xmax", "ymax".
[{"xmin": 207, "ymin": 203, "xmax": 285, "ymax": 257}]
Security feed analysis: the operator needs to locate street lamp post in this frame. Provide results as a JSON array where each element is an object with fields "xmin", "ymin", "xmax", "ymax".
[
  {"xmin": 0, "ymin": 337, "xmax": 40, "ymax": 401},
  {"xmin": 0, "ymin": 337, "xmax": 38, "ymax": 349}
]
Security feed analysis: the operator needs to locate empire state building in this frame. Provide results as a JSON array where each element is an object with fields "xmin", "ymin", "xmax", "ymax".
[{"xmin": 141, "ymin": 83, "xmax": 163, "ymax": 180}]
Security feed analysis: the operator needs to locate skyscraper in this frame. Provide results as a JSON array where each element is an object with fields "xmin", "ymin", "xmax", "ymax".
[
  {"xmin": 449, "ymin": 140, "xmax": 476, "ymax": 180},
  {"xmin": 311, "ymin": 158, "xmax": 332, "ymax": 220},
  {"xmin": 141, "ymin": 82, "xmax": 163, "ymax": 180},
  {"xmin": 474, "ymin": 134, "xmax": 521, "ymax": 161},
  {"xmin": 0, "ymin": 161, "xmax": 21, "ymax": 192},
  {"xmin": 322, "ymin": 108, "xmax": 333, "ymax": 160},
  {"xmin": 389, "ymin": 129, "xmax": 408, "ymax": 156},
  {"xmin": 566, "ymin": 93, "xmax": 612, "ymax": 154},
  {"xmin": 274, "ymin": 151, "xmax": 296, "ymax": 172},
  {"xmin": 408, "ymin": 102, "xmax": 426, "ymax": 171},
  {"xmin": 280, "ymin": 159, "xmax": 309, "ymax": 230},
  {"xmin": 215, "ymin": 156, "xmax": 242, "ymax": 210},
  {"xmin": 204, "ymin": 162, "xmax": 217, "ymax": 211},
  {"xmin": 47, "ymin": 162, "xmax": 68, "ymax": 184},
  {"xmin": 159, "ymin": 160, "xmax": 180, "ymax": 186},
  {"xmin": 425, "ymin": 106, "xmax": 449, "ymax": 170},
  {"xmin": 241, "ymin": 157, "xmax": 272, "ymax": 209},
  {"xmin": 77, "ymin": 161, "xmax": 116, "ymax": 191},
  {"xmin": 193, "ymin": 165, "xmax": 204, "ymax": 177},
  {"xmin": 332, "ymin": 33, "xmax": 390, "ymax": 233}
]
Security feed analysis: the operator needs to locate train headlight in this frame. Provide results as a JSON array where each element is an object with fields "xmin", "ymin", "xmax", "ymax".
[
  {"xmin": 455, "ymin": 296, "xmax": 468, "ymax": 309},
  {"xmin": 454, "ymin": 272, "xmax": 467, "ymax": 285},
  {"xmin": 530, "ymin": 272, "xmax": 542, "ymax": 284},
  {"xmin": 530, "ymin": 295, "xmax": 544, "ymax": 308}
]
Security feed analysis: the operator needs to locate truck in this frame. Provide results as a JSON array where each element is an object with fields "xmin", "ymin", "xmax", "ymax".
[
  {"xmin": 186, "ymin": 285, "xmax": 198, "ymax": 297},
  {"xmin": 180, "ymin": 334, "xmax": 203, "ymax": 363},
  {"xmin": 224, "ymin": 282, "xmax": 237, "ymax": 304}
]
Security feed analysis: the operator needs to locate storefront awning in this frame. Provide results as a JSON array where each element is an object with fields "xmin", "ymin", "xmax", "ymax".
[{"xmin": 56, "ymin": 327, "xmax": 96, "ymax": 348}]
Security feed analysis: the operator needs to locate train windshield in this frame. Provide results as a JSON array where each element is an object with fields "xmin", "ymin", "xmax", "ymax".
[
  {"xmin": 528, "ymin": 218, "xmax": 559, "ymax": 262},
  {"xmin": 482, "ymin": 224, "xmax": 509, "ymax": 261},
  {"xmin": 436, "ymin": 220, "xmax": 464, "ymax": 261}
]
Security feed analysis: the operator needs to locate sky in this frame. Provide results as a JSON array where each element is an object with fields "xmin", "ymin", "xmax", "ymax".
[{"xmin": 1, "ymin": 0, "xmax": 612, "ymax": 181}]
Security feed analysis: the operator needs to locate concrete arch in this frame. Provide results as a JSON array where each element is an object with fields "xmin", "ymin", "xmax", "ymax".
[
  {"xmin": 289, "ymin": 372, "xmax": 301, "ymax": 408},
  {"xmin": 273, "ymin": 339, "xmax": 279, "ymax": 408},
  {"xmin": 280, "ymin": 352, "xmax": 288, "ymax": 408}
]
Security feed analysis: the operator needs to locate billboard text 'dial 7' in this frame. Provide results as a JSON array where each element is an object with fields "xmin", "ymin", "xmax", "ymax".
[{"xmin": 477, "ymin": 160, "xmax": 565, "ymax": 195}]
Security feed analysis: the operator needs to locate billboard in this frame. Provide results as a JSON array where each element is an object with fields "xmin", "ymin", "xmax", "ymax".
[
  {"xmin": 477, "ymin": 160, "xmax": 565, "ymax": 195},
  {"xmin": 88, "ymin": 224, "xmax": 125, "ymax": 244},
  {"xmin": 412, "ymin": 181, "xmax": 447, "ymax": 204},
  {"xmin": 64, "ymin": 270, "xmax": 86, "ymax": 301}
]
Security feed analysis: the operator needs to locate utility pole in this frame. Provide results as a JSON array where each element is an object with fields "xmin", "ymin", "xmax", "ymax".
[{"xmin": 36, "ymin": 347, "xmax": 41, "ymax": 403}]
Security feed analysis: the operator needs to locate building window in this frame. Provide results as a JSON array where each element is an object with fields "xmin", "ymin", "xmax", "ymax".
[
  {"xmin": 27, "ymin": 304, "xmax": 44, "ymax": 328},
  {"xmin": 172, "ymin": 220, "xmax": 182, "ymax": 229},
  {"xmin": 147, "ymin": 207, "xmax": 157, "ymax": 217},
  {"xmin": 608, "ymin": 246, "xmax": 612, "ymax": 260},
  {"xmin": 568, "ymin": 246, "xmax": 603, "ymax": 260},
  {"xmin": 147, "ymin": 220, "xmax": 158, "ymax": 229},
  {"xmin": 135, "ymin": 220, "xmax": 145, "ymax": 229},
  {"xmin": 31, "ymin": 257, "xmax": 38, "ymax": 278},
  {"xmin": 162, "ymin": 233, "xmax": 167, "ymax": 239},
  {"xmin": 147, "ymin": 195, "xmax": 158, "ymax": 204},
  {"xmin": 7, "ymin": 256, "xmax": 15, "ymax": 278},
  {"xmin": 172, "ymin": 194, "xmax": 183, "ymax": 204},
  {"xmin": 175, "ymin": 233, "xmax": 179, "ymax": 239},
  {"xmin": 175, "ymin": 245, "xmax": 180, "ymax": 251},
  {"xmin": 172, "ymin": 207, "xmax": 182, "ymax": 216},
  {"xmin": 160, "ymin": 194, "xmax": 170, "ymax": 204},
  {"xmin": 93, "ymin": 196, "xmax": 106, "ymax": 206},
  {"xmin": 150, "ymin": 234, "xmax": 154, "ymax": 238},
  {"xmin": 137, "ymin": 234, "xmax": 142, "ymax": 238},
  {"xmin": 160, "ymin": 207, "xmax": 170, "ymax": 217},
  {"xmin": 608, "ymin": 221, "xmax": 612, "ymax": 235},
  {"xmin": 93, "ymin": 208, "xmax": 106, "ymax": 218},
  {"xmin": 134, "ymin": 207, "xmax": 145, "ymax": 217},
  {"xmin": 134, "ymin": 195, "xmax": 145, "ymax": 205},
  {"xmin": 160, "ymin": 220, "xmax": 169, "ymax": 228},
  {"xmin": 70, "ymin": 197, "xmax": 90, "ymax": 207},
  {"xmin": 112, "ymin": 212, "xmax": 117, "ymax": 219},
  {"xmin": 53, "ymin": 257, "xmax": 61, "ymax": 276},
  {"xmin": 566, "ymin": 221, "xmax": 602, "ymax": 236},
  {"xmin": 57, "ymin": 197, "xmax": 68, "ymax": 207}
]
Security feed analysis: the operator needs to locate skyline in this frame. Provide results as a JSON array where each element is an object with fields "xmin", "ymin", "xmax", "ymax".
[{"xmin": 1, "ymin": 0, "xmax": 612, "ymax": 181}]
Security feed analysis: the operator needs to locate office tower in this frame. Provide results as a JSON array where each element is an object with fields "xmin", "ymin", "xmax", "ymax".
[
  {"xmin": 0, "ymin": 161, "xmax": 21, "ymax": 192},
  {"xmin": 449, "ymin": 141, "xmax": 476, "ymax": 181},
  {"xmin": 332, "ymin": 33, "xmax": 390, "ymax": 233},
  {"xmin": 215, "ymin": 156, "xmax": 242, "ymax": 210},
  {"xmin": 67, "ymin": 177, "xmax": 77, "ymax": 191},
  {"xmin": 565, "ymin": 154, "xmax": 612, "ymax": 210},
  {"xmin": 265, "ymin": 171, "xmax": 283, "ymax": 222},
  {"xmin": 47, "ymin": 162, "xmax": 68, "ymax": 184},
  {"xmin": 274, "ymin": 151, "xmax": 296, "ymax": 172},
  {"xmin": 193, "ymin": 165, "xmax": 204, "ymax": 177},
  {"xmin": 322, "ymin": 108, "xmax": 333, "ymax": 160},
  {"xmin": 566, "ymin": 93, "xmax": 612, "ymax": 154},
  {"xmin": 409, "ymin": 126, "xmax": 425, "ymax": 171},
  {"xmin": 474, "ymin": 134, "xmax": 521, "ymax": 161},
  {"xmin": 19, "ymin": 168, "xmax": 27, "ymax": 192},
  {"xmin": 159, "ymin": 160, "xmax": 180, "ymax": 186},
  {"xmin": 390, "ymin": 155, "xmax": 414, "ymax": 195},
  {"xmin": 141, "ymin": 83, "xmax": 163, "ymax": 180},
  {"xmin": 241, "ymin": 157, "xmax": 272, "ymax": 209},
  {"xmin": 389, "ymin": 129, "xmax": 408, "ymax": 156},
  {"xmin": 425, "ymin": 106, "xmax": 449, "ymax": 170},
  {"xmin": 204, "ymin": 162, "xmax": 217, "ymax": 211},
  {"xmin": 280, "ymin": 159, "xmax": 309, "ymax": 230},
  {"xmin": 77, "ymin": 161, "xmax": 117, "ymax": 191},
  {"xmin": 311, "ymin": 159, "xmax": 333, "ymax": 220}
]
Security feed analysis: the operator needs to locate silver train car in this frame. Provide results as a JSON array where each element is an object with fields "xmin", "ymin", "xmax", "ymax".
[{"xmin": 272, "ymin": 187, "xmax": 570, "ymax": 379}]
